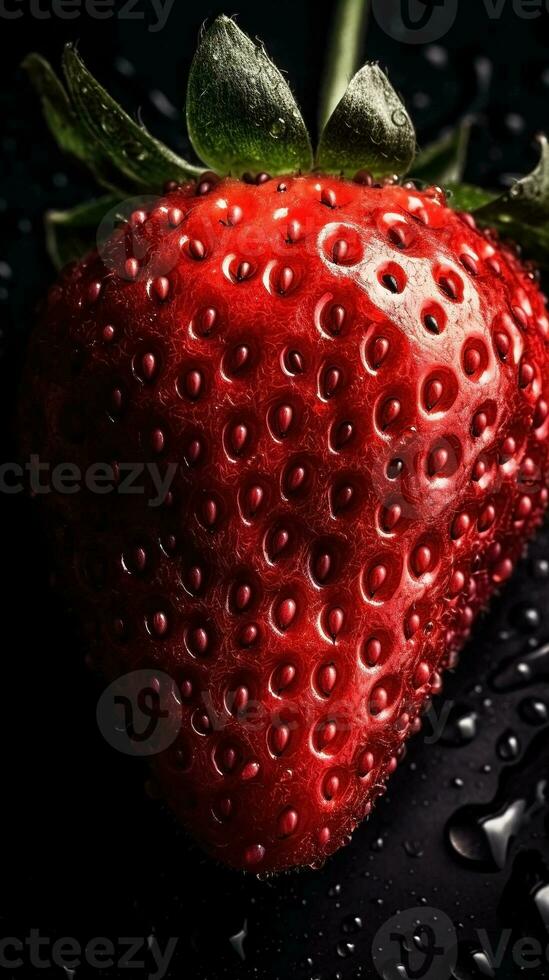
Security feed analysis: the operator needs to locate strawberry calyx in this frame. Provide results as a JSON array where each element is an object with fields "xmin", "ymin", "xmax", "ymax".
[
  {"xmin": 186, "ymin": 16, "xmax": 314, "ymax": 177},
  {"xmin": 22, "ymin": 9, "xmax": 549, "ymax": 271},
  {"xmin": 316, "ymin": 62, "xmax": 415, "ymax": 177},
  {"xmin": 22, "ymin": 49, "xmax": 202, "ymax": 196}
]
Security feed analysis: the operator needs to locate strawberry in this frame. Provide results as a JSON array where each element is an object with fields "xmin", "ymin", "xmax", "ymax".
[{"xmin": 20, "ymin": 16, "xmax": 549, "ymax": 873}]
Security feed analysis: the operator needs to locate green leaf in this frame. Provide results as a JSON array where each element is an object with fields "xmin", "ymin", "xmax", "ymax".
[
  {"xmin": 412, "ymin": 119, "xmax": 471, "ymax": 186},
  {"xmin": 446, "ymin": 182, "xmax": 496, "ymax": 212},
  {"xmin": 186, "ymin": 16, "xmax": 313, "ymax": 176},
  {"xmin": 22, "ymin": 53, "xmax": 127, "ymax": 194},
  {"xmin": 467, "ymin": 136, "xmax": 549, "ymax": 268},
  {"xmin": 441, "ymin": 172, "xmax": 549, "ymax": 269},
  {"xmin": 62, "ymin": 45, "xmax": 202, "ymax": 192},
  {"xmin": 45, "ymin": 194, "xmax": 123, "ymax": 270},
  {"xmin": 23, "ymin": 53, "xmax": 88, "ymax": 160},
  {"xmin": 491, "ymin": 219, "xmax": 549, "ymax": 269},
  {"xmin": 475, "ymin": 134, "xmax": 549, "ymax": 227},
  {"xmin": 316, "ymin": 63, "xmax": 416, "ymax": 179}
]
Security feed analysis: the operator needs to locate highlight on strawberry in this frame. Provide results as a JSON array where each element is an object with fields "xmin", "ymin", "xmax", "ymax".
[{"xmin": 19, "ymin": 4, "xmax": 549, "ymax": 873}]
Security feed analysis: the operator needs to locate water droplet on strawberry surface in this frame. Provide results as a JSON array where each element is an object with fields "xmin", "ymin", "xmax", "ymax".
[{"xmin": 244, "ymin": 844, "xmax": 265, "ymax": 867}]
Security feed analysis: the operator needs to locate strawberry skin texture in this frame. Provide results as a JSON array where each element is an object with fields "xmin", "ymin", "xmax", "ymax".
[{"xmin": 20, "ymin": 174, "xmax": 549, "ymax": 873}]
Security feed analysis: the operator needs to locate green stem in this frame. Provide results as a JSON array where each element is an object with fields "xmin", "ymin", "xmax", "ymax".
[{"xmin": 318, "ymin": 0, "xmax": 370, "ymax": 131}]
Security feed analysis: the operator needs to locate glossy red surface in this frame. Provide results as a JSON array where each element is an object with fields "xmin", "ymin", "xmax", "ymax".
[{"xmin": 20, "ymin": 174, "xmax": 549, "ymax": 871}]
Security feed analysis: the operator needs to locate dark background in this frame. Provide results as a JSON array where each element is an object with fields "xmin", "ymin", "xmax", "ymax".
[{"xmin": 2, "ymin": 1, "xmax": 549, "ymax": 978}]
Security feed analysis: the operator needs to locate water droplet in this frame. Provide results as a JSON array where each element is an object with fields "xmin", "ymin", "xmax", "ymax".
[
  {"xmin": 229, "ymin": 921, "xmax": 248, "ymax": 961},
  {"xmin": 336, "ymin": 940, "xmax": 355, "ymax": 958},
  {"xmin": 519, "ymin": 697, "xmax": 548, "ymax": 726},
  {"xmin": 533, "ymin": 558, "xmax": 549, "ymax": 580},
  {"xmin": 490, "ymin": 642, "xmax": 549, "ymax": 692},
  {"xmin": 440, "ymin": 706, "xmax": 479, "ymax": 747},
  {"xmin": 448, "ymin": 798, "xmax": 527, "ymax": 870},
  {"xmin": 391, "ymin": 108, "xmax": 408, "ymax": 128},
  {"xmin": 509, "ymin": 603, "xmax": 542, "ymax": 634},
  {"xmin": 342, "ymin": 914, "xmax": 363, "ymax": 934},
  {"xmin": 269, "ymin": 117, "xmax": 286, "ymax": 139},
  {"xmin": 403, "ymin": 840, "xmax": 424, "ymax": 858},
  {"xmin": 496, "ymin": 730, "xmax": 521, "ymax": 762},
  {"xmin": 447, "ymin": 730, "xmax": 548, "ymax": 871}
]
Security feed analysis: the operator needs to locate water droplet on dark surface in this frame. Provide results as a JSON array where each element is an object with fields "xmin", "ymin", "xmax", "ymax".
[
  {"xmin": 381, "ymin": 965, "xmax": 408, "ymax": 980},
  {"xmin": 448, "ymin": 798, "xmax": 527, "ymax": 871},
  {"xmin": 447, "ymin": 729, "xmax": 549, "ymax": 871},
  {"xmin": 424, "ymin": 44, "xmax": 448, "ymax": 68},
  {"xmin": 229, "ymin": 920, "xmax": 248, "ymax": 961},
  {"xmin": 336, "ymin": 940, "xmax": 355, "ymax": 958},
  {"xmin": 341, "ymin": 914, "xmax": 363, "ymax": 934},
  {"xmin": 509, "ymin": 602, "xmax": 542, "ymax": 633},
  {"xmin": 490, "ymin": 642, "xmax": 549, "ymax": 692},
  {"xmin": 496, "ymin": 730, "xmax": 521, "ymax": 762},
  {"xmin": 532, "ymin": 558, "xmax": 549, "ymax": 580},
  {"xmin": 452, "ymin": 943, "xmax": 496, "ymax": 978},
  {"xmin": 519, "ymin": 697, "xmax": 549, "ymax": 726},
  {"xmin": 440, "ymin": 706, "xmax": 479, "ymax": 747},
  {"xmin": 534, "ymin": 883, "xmax": 549, "ymax": 930},
  {"xmin": 403, "ymin": 840, "xmax": 424, "ymax": 858},
  {"xmin": 498, "ymin": 850, "xmax": 549, "ymax": 938}
]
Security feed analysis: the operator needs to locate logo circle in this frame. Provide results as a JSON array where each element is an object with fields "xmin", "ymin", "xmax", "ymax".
[
  {"xmin": 371, "ymin": 0, "xmax": 458, "ymax": 45},
  {"xmin": 97, "ymin": 669, "xmax": 182, "ymax": 756},
  {"xmin": 372, "ymin": 906, "xmax": 458, "ymax": 980}
]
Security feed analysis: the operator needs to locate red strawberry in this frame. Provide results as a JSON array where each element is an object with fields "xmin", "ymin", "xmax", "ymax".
[{"xmin": 20, "ymin": 19, "xmax": 549, "ymax": 872}]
